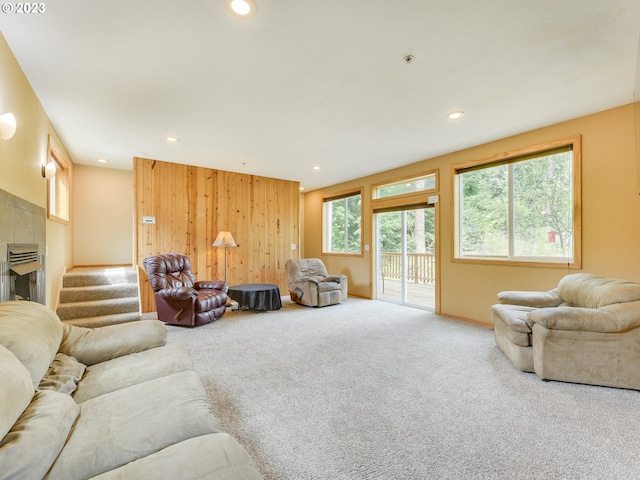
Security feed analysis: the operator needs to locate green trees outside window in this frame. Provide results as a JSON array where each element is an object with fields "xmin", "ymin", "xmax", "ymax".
[
  {"xmin": 378, "ymin": 209, "xmax": 435, "ymax": 255},
  {"xmin": 456, "ymin": 141, "xmax": 578, "ymax": 264},
  {"xmin": 323, "ymin": 193, "xmax": 362, "ymax": 254}
]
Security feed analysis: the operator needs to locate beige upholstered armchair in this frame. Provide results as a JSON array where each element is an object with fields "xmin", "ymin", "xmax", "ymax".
[
  {"xmin": 285, "ymin": 258, "xmax": 347, "ymax": 307},
  {"xmin": 492, "ymin": 273, "xmax": 640, "ymax": 389}
]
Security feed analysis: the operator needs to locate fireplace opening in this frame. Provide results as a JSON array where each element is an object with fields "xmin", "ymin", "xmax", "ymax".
[
  {"xmin": 6, "ymin": 244, "xmax": 45, "ymax": 304},
  {"xmin": 13, "ymin": 271, "xmax": 36, "ymax": 301}
]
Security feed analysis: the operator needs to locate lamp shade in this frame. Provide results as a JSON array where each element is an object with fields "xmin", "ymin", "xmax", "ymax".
[
  {"xmin": 42, "ymin": 161, "xmax": 57, "ymax": 179},
  {"xmin": 213, "ymin": 231, "xmax": 237, "ymax": 247}
]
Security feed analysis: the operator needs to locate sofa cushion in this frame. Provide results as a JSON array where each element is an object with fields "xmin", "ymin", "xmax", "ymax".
[
  {"xmin": 60, "ymin": 320, "xmax": 167, "ymax": 366},
  {"xmin": 492, "ymin": 304, "xmax": 535, "ymax": 347},
  {"xmin": 491, "ymin": 304, "xmax": 535, "ymax": 332},
  {"xmin": 0, "ymin": 390, "xmax": 79, "ymax": 480},
  {"xmin": 0, "ymin": 344, "xmax": 33, "ymax": 440},
  {"xmin": 46, "ymin": 370, "xmax": 221, "ymax": 480},
  {"xmin": 558, "ymin": 273, "xmax": 640, "ymax": 309},
  {"xmin": 72, "ymin": 342, "xmax": 193, "ymax": 403},
  {"xmin": 38, "ymin": 353, "xmax": 87, "ymax": 395},
  {"xmin": 87, "ymin": 433, "xmax": 264, "ymax": 480},
  {"xmin": 0, "ymin": 301, "xmax": 63, "ymax": 389}
]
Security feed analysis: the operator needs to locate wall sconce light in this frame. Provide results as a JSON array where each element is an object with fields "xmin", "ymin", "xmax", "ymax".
[
  {"xmin": 41, "ymin": 161, "xmax": 56, "ymax": 179},
  {"xmin": 213, "ymin": 231, "xmax": 238, "ymax": 282},
  {"xmin": 0, "ymin": 112, "xmax": 16, "ymax": 141}
]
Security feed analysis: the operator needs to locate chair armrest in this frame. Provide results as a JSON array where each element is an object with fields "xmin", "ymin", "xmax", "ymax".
[
  {"xmin": 323, "ymin": 275, "xmax": 345, "ymax": 283},
  {"xmin": 59, "ymin": 320, "xmax": 167, "ymax": 366},
  {"xmin": 157, "ymin": 286, "xmax": 198, "ymax": 301},
  {"xmin": 497, "ymin": 288, "xmax": 562, "ymax": 308},
  {"xmin": 529, "ymin": 301, "xmax": 640, "ymax": 333},
  {"xmin": 291, "ymin": 277, "xmax": 320, "ymax": 286},
  {"xmin": 195, "ymin": 280, "xmax": 227, "ymax": 292}
]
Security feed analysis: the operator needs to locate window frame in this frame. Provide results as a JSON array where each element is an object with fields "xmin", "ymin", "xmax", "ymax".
[
  {"xmin": 452, "ymin": 135, "xmax": 581, "ymax": 268},
  {"xmin": 47, "ymin": 135, "xmax": 71, "ymax": 224},
  {"xmin": 322, "ymin": 188, "xmax": 363, "ymax": 256},
  {"xmin": 371, "ymin": 170, "xmax": 438, "ymax": 201}
]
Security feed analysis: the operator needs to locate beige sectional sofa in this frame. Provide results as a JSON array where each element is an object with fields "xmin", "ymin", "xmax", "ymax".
[
  {"xmin": 492, "ymin": 273, "xmax": 640, "ymax": 389},
  {"xmin": 0, "ymin": 301, "xmax": 263, "ymax": 480}
]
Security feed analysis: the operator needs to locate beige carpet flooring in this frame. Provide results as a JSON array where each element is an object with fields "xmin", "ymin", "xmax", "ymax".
[{"xmin": 166, "ymin": 296, "xmax": 640, "ymax": 480}]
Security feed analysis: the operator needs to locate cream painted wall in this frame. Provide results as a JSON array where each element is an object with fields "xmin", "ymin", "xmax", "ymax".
[
  {"xmin": 304, "ymin": 103, "xmax": 640, "ymax": 324},
  {"xmin": 73, "ymin": 165, "xmax": 133, "ymax": 266},
  {"xmin": 0, "ymin": 33, "xmax": 74, "ymax": 308},
  {"xmin": 4, "ymin": 26, "xmax": 639, "ymax": 319}
]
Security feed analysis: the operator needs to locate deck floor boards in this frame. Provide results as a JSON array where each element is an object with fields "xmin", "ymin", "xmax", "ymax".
[{"xmin": 378, "ymin": 278, "xmax": 435, "ymax": 310}]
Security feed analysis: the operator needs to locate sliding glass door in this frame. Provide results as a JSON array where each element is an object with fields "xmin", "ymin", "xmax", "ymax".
[{"xmin": 376, "ymin": 207, "xmax": 435, "ymax": 310}]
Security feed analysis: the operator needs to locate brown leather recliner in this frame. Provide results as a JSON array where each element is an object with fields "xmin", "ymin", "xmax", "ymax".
[{"xmin": 143, "ymin": 253, "xmax": 227, "ymax": 326}]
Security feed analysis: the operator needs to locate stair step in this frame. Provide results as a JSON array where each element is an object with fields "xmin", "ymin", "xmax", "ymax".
[
  {"xmin": 59, "ymin": 283, "xmax": 139, "ymax": 303},
  {"xmin": 62, "ymin": 267, "xmax": 138, "ymax": 288},
  {"xmin": 56, "ymin": 297, "xmax": 140, "ymax": 321},
  {"xmin": 61, "ymin": 312, "xmax": 143, "ymax": 328},
  {"xmin": 56, "ymin": 266, "xmax": 141, "ymax": 326}
]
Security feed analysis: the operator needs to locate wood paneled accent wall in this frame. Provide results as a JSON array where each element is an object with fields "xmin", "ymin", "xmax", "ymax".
[{"xmin": 134, "ymin": 157, "xmax": 300, "ymax": 313}]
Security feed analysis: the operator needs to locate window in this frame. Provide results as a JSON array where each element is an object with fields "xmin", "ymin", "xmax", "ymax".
[
  {"xmin": 322, "ymin": 190, "xmax": 362, "ymax": 254},
  {"xmin": 453, "ymin": 136, "xmax": 581, "ymax": 266},
  {"xmin": 47, "ymin": 135, "xmax": 70, "ymax": 224},
  {"xmin": 373, "ymin": 171, "xmax": 437, "ymax": 199}
]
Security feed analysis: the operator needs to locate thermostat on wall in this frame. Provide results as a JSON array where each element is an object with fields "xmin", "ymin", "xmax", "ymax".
[{"xmin": 142, "ymin": 216, "xmax": 156, "ymax": 224}]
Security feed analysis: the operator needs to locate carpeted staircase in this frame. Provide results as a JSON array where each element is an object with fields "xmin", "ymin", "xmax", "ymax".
[{"xmin": 56, "ymin": 266, "xmax": 142, "ymax": 327}]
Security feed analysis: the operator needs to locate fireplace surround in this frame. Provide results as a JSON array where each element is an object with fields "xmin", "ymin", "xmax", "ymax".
[
  {"xmin": 0, "ymin": 188, "xmax": 46, "ymax": 304},
  {"xmin": 6, "ymin": 244, "xmax": 45, "ymax": 303}
]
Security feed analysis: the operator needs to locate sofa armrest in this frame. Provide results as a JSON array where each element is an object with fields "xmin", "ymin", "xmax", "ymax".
[
  {"xmin": 529, "ymin": 301, "xmax": 640, "ymax": 333},
  {"xmin": 157, "ymin": 287, "xmax": 197, "ymax": 301},
  {"xmin": 497, "ymin": 288, "xmax": 562, "ymax": 308},
  {"xmin": 59, "ymin": 320, "xmax": 167, "ymax": 366}
]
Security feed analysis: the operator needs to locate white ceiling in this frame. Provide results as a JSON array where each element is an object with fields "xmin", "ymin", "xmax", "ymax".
[{"xmin": 2, "ymin": 0, "xmax": 639, "ymax": 191}]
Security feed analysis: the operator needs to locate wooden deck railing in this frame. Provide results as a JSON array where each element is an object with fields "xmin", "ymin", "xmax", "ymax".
[{"xmin": 380, "ymin": 253, "xmax": 435, "ymax": 284}]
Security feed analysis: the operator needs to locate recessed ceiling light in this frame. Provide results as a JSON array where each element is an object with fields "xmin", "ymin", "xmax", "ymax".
[
  {"xmin": 312, "ymin": 166, "xmax": 320, "ymax": 171},
  {"xmin": 97, "ymin": 158, "xmax": 108, "ymax": 164},
  {"xmin": 166, "ymin": 136, "xmax": 180, "ymax": 143},
  {"xmin": 228, "ymin": 0, "xmax": 256, "ymax": 17},
  {"xmin": 447, "ymin": 111, "xmax": 465, "ymax": 120},
  {"xmin": 299, "ymin": 187, "xmax": 305, "ymax": 191}
]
